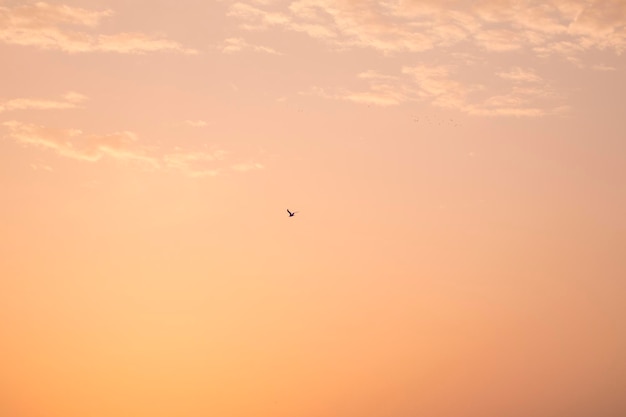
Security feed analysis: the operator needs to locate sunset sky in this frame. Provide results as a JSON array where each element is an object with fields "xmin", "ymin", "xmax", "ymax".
[{"xmin": 1, "ymin": 1, "xmax": 625, "ymax": 416}]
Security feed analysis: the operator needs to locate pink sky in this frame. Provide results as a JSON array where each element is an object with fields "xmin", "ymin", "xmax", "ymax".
[{"xmin": 1, "ymin": 1, "xmax": 625, "ymax": 416}]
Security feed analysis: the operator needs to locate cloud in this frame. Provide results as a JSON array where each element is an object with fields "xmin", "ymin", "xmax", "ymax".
[
  {"xmin": 97, "ymin": 33, "xmax": 197, "ymax": 55},
  {"xmin": 473, "ymin": 29, "xmax": 528, "ymax": 52},
  {"xmin": 308, "ymin": 64, "xmax": 566, "ymax": 117},
  {"xmin": 226, "ymin": 0, "xmax": 626, "ymax": 58},
  {"xmin": 162, "ymin": 148, "xmax": 228, "ymax": 177},
  {"xmin": 467, "ymin": 85, "xmax": 566, "ymax": 118},
  {"xmin": 2, "ymin": 1, "xmax": 113, "ymax": 28},
  {"xmin": 341, "ymin": 88, "xmax": 407, "ymax": 106},
  {"xmin": 168, "ymin": 120, "xmax": 210, "ymax": 128},
  {"xmin": 220, "ymin": 37, "xmax": 281, "ymax": 54},
  {"xmin": 0, "ymin": 91, "xmax": 87, "ymax": 113},
  {"xmin": 231, "ymin": 162, "xmax": 264, "ymax": 172},
  {"xmin": 224, "ymin": 2, "xmax": 622, "ymax": 117},
  {"xmin": 181, "ymin": 120, "xmax": 209, "ymax": 128},
  {"xmin": 30, "ymin": 163, "xmax": 53, "ymax": 172},
  {"xmin": 2, "ymin": 121, "xmax": 156, "ymax": 165},
  {"xmin": 304, "ymin": 70, "xmax": 412, "ymax": 106},
  {"xmin": 0, "ymin": 2, "xmax": 196, "ymax": 54},
  {"xmin": 402, "ymin": 65, "xmax": 473, "ymax": 109},
  {"xmin": 407, "ymin": 64, "xmax": 566, "ymax": 116},
  {"xmin": 226, "ymin": 1, "xmax": 622, "ymax": 116},
  {"xmin": 2, "ymin": 121, "xmax": 263, "ymax": 177},
  {"xmin": 228, "ymin": 0, "xmax": 437, "ymax": 53},
  {"xmin": 567, "ymin": 0, "xmax": 626, "ymax": 52},
  {"xmin": 497, "ymin": 67, "xmax": 543, "ymax": 83},
  {"xmin": 592, "ymin": 64, "xmax": 618, "ymax": 71}
]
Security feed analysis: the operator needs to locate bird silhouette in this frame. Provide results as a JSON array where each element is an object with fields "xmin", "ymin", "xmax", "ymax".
[{"xmin": 287, "ymin": 209, "xmax": 298, "ymax": 217}]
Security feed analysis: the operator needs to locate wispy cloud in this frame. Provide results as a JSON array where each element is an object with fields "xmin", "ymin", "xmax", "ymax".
[
  {"xmin": 97, "ymin": 33, "xmax": 197, "ymax": 55},
  {"xmin": 497, "ymin": 67, "xmax": 543, "ymax": 83},
  {"xmin": 0, "ymin": 92, "xmax": 87, "ymax": 113},
  {"xmin": 30, "ymin": 163, "xmax": 53, "ymax": 172},
  {"xmin": 402, "ymin": 65, "xmax": 472, "ymax": 110},
  {"xmin": 2, "ymin": 121, "xmax": 157, "ymax": 166},
  {"xmin": 227, "ymin": 0, "xmax": 626, "ymax": 57},
  {"xmin": 592, "ymin": 64, "xmax": 618, "ymax": 72},
  {"xmin": 345, "ymin": 71, "xmax": 412, "ymax": 106},
  {"xmin": 307, "ymin": 64, "xmax": 566, "ymax": 117},
  {"xmin": 220, "ymin": 37, "xmax": 281, "ymax": 54},
  {"xmin": 409, "ymin": 63, "xmax": 566, "ymax": 117},
  {"xmin": 2, "ymin": 121, "xmax": 263, "ymax": 177},
  {"xmin": 231, "ymin": 162, "xmax": 264, "ymax": 172},
  {"xmin": 0, "ymin": 2, "xmax": 196, "ymax": 54},
  {"xmin": 162, "ymin": 148, "xmax": 227, "ymax": 177},
  {"xmin": 181, "ymin": 120, "xmax": 209, "ymax": 128},
  {"xmin": 227, "ymin": 0, "xmax": 625, "ymax": 116},
  {"xmin": 303, "ymin": 71, "xmax": 411, "ymax": 107}
]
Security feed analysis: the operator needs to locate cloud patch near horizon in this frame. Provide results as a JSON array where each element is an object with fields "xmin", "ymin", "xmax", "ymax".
[{"xmin": 0, "ymin": 2, "xmax": 196, "ymax": 54}]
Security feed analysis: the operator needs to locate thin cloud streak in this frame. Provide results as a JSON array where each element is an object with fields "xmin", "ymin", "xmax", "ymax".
[
  {"xmin": 2, "ymin": 121, "xmax": 263, "ymax": 177},
  {"xmin": 181, "ymin": 120, "xmax": 209, "ymax": 128},
  {"xmin": 2, "ymin": 121, "xmax": 156, "ymax": 165},
  {"xmin": 29, "ymin": 163, "xmax": 53, "ymax": 172},
  {"xmin": 497, "ymin": 67, "xmax": 543, "ymax": 83},
  {"xmin": 231, "ymin": 162, "xmax": 264, "ymax": 172},
  {"xmin": 220, "ymin": 37, "xmax": 282, "ymax": 55},
  {"xmin": 592, "ymin": 64, "xmax": 618, "ymax": 71},
  {"xmin": 0, "ymin": 92, "xmax": 87, "ymax": 113}
]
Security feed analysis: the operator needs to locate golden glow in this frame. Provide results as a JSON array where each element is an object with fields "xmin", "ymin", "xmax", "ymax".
[{"xmin": 1, "ymin": 1, "xmax": 625, "ymax": 416}]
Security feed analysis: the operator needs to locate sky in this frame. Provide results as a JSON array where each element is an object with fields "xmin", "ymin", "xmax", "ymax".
[{"xmin": 0, "ymin": 1, "xmax": 625, "ymax": 416}]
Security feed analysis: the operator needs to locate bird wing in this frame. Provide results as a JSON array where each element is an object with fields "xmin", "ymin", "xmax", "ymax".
[{"xmin": 287, "ymin": 209, "xmax": 292, "ymax": 215}]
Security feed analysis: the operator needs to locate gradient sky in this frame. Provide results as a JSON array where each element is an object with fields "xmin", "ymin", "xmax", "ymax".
[{"xmin": 1, "ymin": 1, "xmax": 625, "ymax": 416}]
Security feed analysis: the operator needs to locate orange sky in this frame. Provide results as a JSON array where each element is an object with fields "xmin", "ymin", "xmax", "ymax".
[{"xmin": 1, "ymin": 1, "xmax": 625, "ymax": 416}]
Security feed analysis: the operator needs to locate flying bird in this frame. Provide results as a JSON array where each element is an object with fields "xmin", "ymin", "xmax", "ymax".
[{"xmin": 287, "ymin": 209, "xmax": 298, "ymax": 217}]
